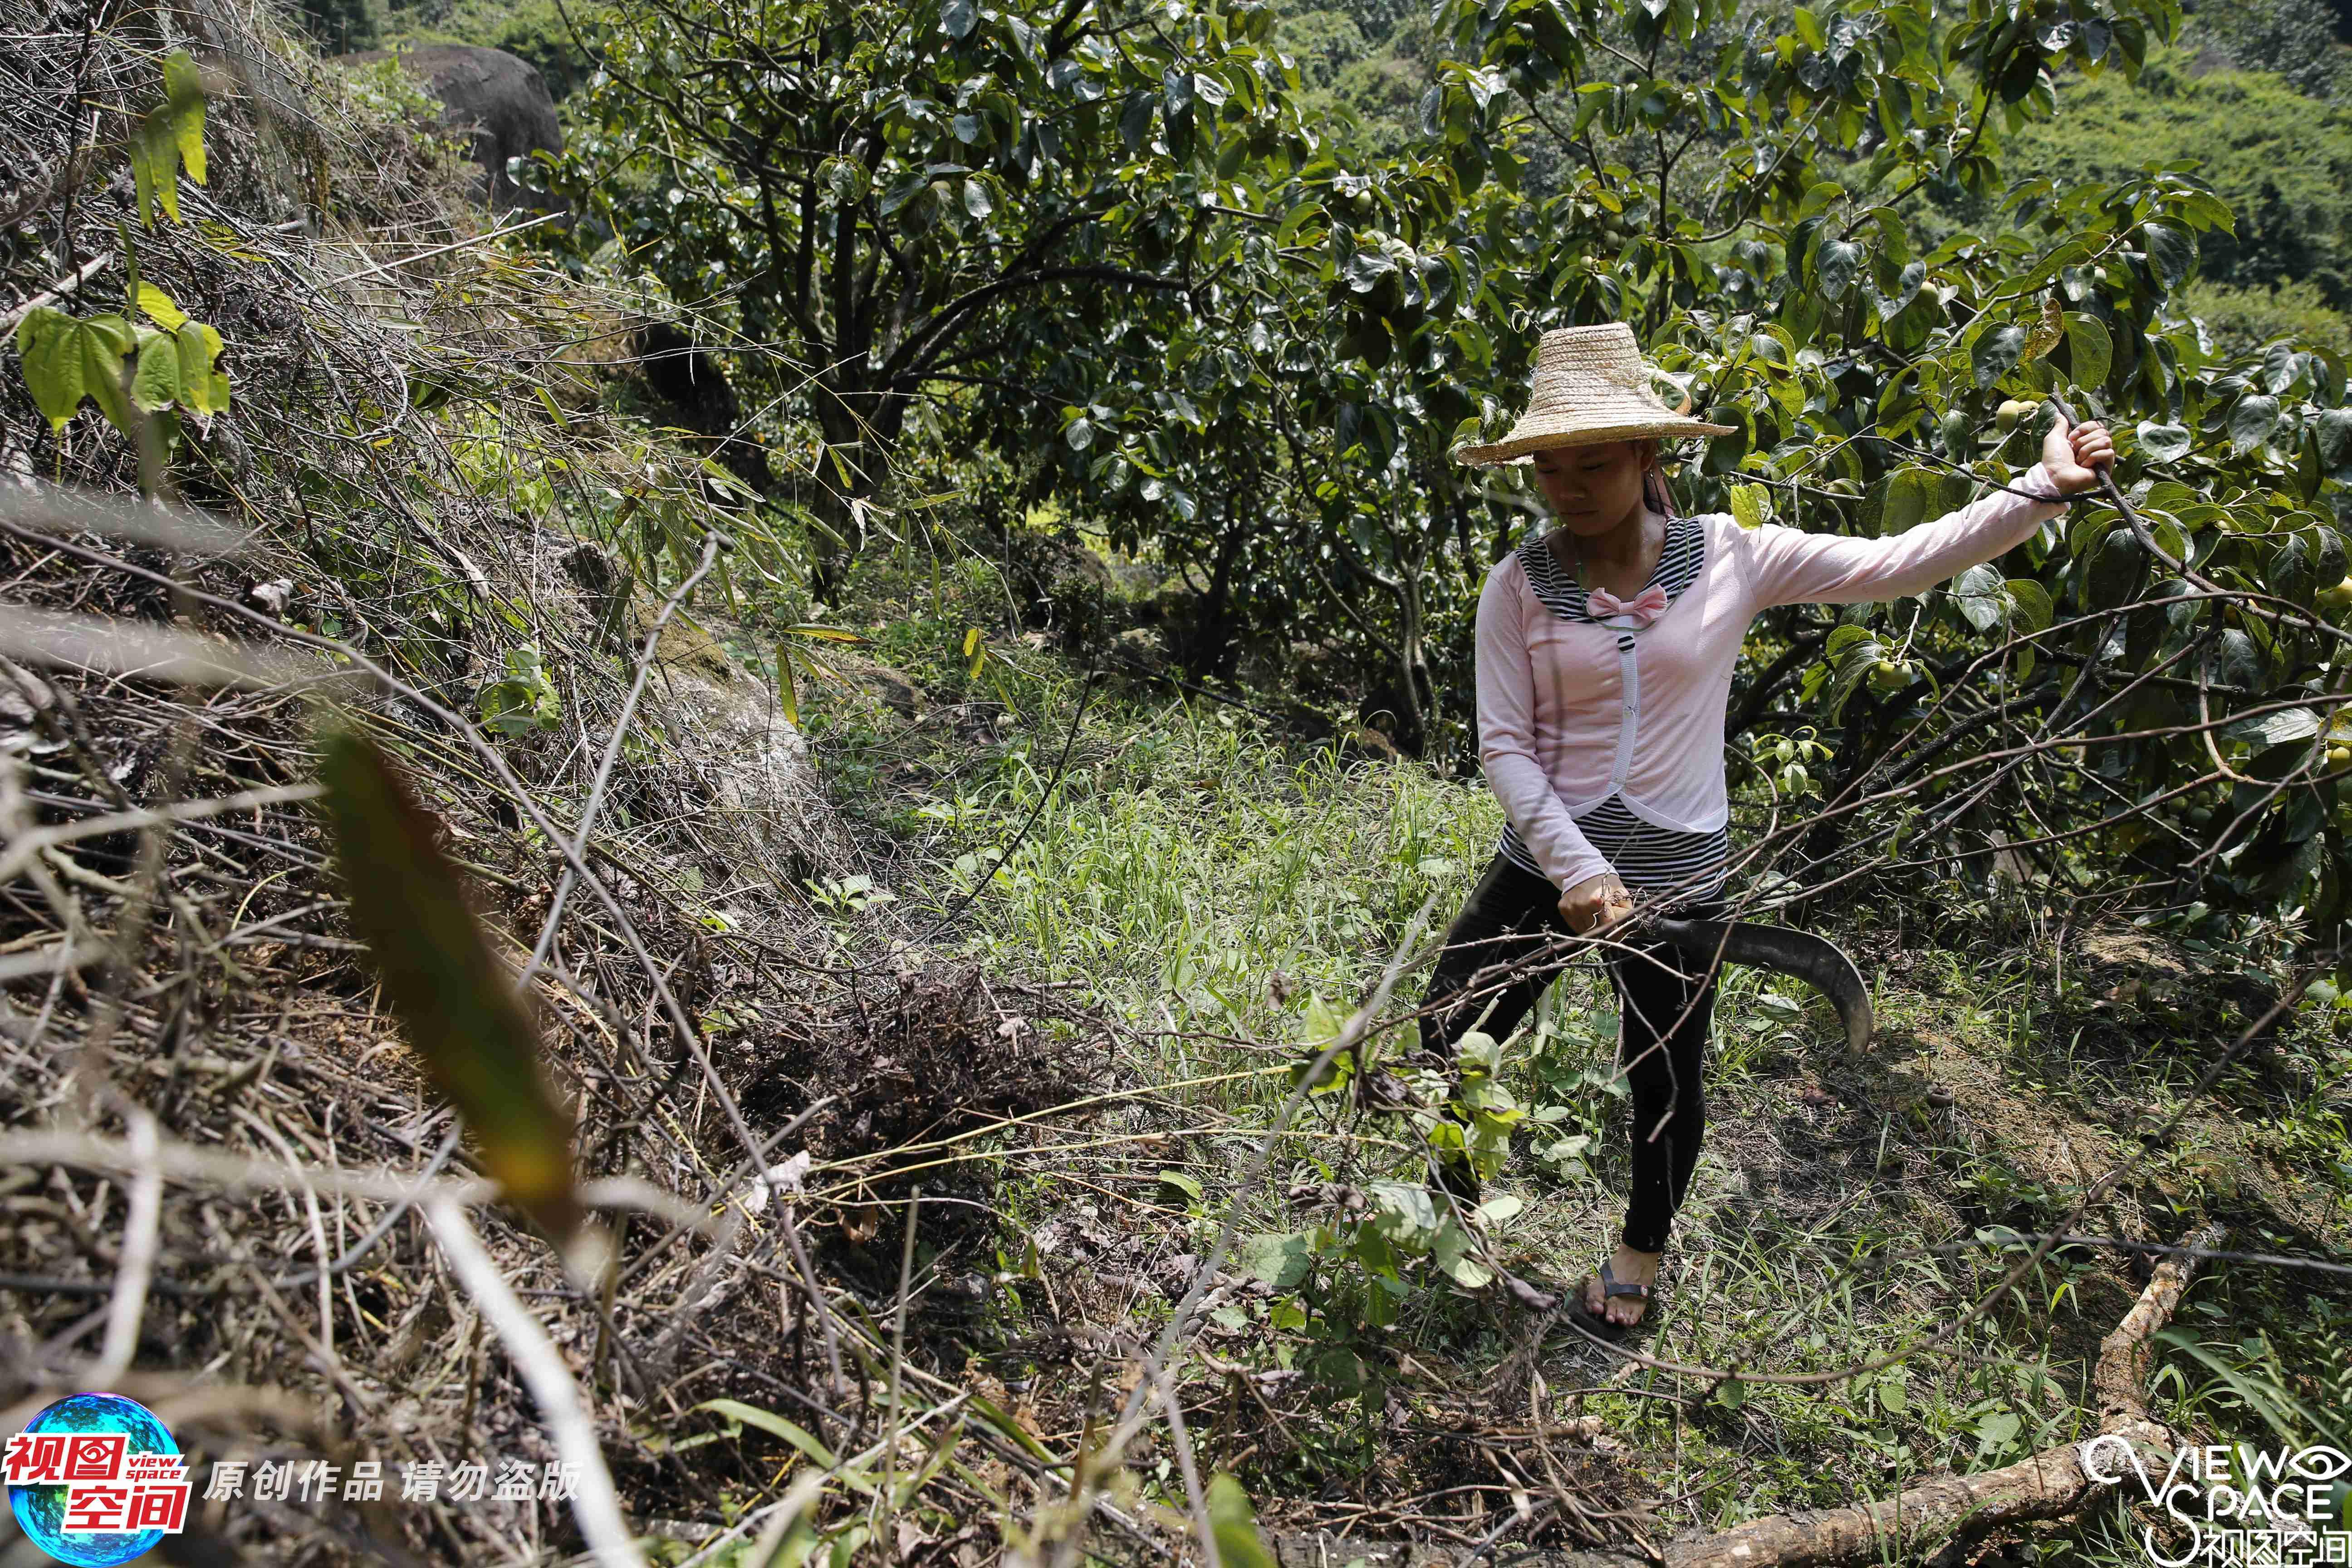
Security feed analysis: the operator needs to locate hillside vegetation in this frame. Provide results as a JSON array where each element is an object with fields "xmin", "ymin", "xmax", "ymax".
[{"xmin": 2, "ymin": 0, "xmax": 2351, "ymax": 1562}]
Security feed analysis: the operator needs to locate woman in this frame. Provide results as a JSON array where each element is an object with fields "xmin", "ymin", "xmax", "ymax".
[{"xmin": 1421, "ymin": 322, "xmax": 2112, "ymax": 1328}]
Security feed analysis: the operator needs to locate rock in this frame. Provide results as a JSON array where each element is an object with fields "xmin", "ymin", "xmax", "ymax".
[
  {"xmin": 345, "ymin": 45, "xmax": 564, "ymax": 212},
  {"xmin": 631, "ymin": 599, "xmax": 740, "ymax": 683},
  {"xmin": 1112, "ymin": 625, "xmax": 1166, "ymax": 669},
  {"xmin": 629, "ymin": 605, "xmax": 850, "ymax": 880},
  {"xmin": 824, "ymin": 653, "xmax": 925, "ymax": 720}
]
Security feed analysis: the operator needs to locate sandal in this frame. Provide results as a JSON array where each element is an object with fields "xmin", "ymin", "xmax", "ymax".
[{"xmin": 1572, "ymin": 1257, "xmax": 1654, "ymax": 1332}]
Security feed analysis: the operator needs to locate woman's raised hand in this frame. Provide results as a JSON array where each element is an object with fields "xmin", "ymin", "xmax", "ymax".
[
  {"xmin": 2042, "ymin": 413, "xmax": 2116, "ymax": 495},
  {"xmin": 1560, "ymin": 872, "xmax": 1635, "ymax": 935}
]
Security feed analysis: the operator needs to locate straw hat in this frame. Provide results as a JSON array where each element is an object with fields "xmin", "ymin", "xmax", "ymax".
[{"xmin": 1452, "ymin": 323, "xmax": 1734, "ymax": 466}]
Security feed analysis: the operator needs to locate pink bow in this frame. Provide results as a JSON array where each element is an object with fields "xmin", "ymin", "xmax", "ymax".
[{"xmin": 1586, "ymin": 583, "xmax": 1671, "ymax": 627}]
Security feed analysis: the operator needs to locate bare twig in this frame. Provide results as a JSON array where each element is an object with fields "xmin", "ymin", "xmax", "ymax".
[{"xmin": 424, "ymin": 1194, "xmax": 645, "ymax": 1568}]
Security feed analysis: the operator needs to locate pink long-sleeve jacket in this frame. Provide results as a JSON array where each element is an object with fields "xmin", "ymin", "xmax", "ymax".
[{"xmin": 1475, "ymin": 464, "xmax": 2070, "ymax": 893}]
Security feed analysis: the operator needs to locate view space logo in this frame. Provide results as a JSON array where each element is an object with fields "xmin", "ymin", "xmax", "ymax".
[
  {"xmin": 5, "ymin": 1394, "xmax": 189, "ymax": 1568},
  {"xmin": 2081, "ymin": 1436, "xmax": 2352, "ymax": 1566}
]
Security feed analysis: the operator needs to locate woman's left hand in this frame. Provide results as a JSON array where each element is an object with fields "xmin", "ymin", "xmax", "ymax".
[{"xmin": 2042, "ymin": 414, "xmax": 2116, "ymax": 495}]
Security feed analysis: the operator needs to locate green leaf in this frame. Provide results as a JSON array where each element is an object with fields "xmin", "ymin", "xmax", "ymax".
[
  {"xmin": 1206, "ymin": 1475, "xmax": 1278, "ymax": 1568},
  {"xmin": 129, "ymin": 328, "xmax": 181, "ymax": 412},
  {"xmin": 2221, "ymin": 707, "xmax": 2321, "ymax": 750},
  {"xmin": 774, "ymin": 642, "xmax": 799, "ymax": 726},
  {"xmin": 2230, "ymin": 396, "xmax": 2281, "ymax": 456},
  {"xmin": 1119, "ymin": 90, "xmax": 1156, "ymax": 152},
  {"xmin": 478, "ymin": 642, "xmax": 563, "ymax": 734},
  {"xmin": 1822, "ymin": 631, "xmax": 1884, "ymax": 722},
  {"xmin": 1951, "ymin": 563, "xmax": 2008, "ymax": 632},
  {"xmin": 1239, "ymin": 1230, "xmax": 1315, "ymax": 1289},
  {"xmin": 962, "ymin": 178, "xmax": 992, "ymax": 219},
  {"xmin": 2137, "ymin": 421, "xmax": 2193, "ymax": 462},
  {"xmin": 1366, "ymin": 1180, "xmax": 1438, "ymax": 1248},
  {"xmin": 1431, "ymin": 1215, "xmax": 1492, "ymax": 1288},
  {"xmin": 686, "ymin": 1401, "xmax": 875, "ymax": 1495},
  {"xmin": 14, "ymin": 307, "xmax": 86, "ymax": 431},
  {"xmin": 318, "ymin": 727, "xmax": 582, "ymax": 1244},
  {"xmin": 2087, "ymin": 528, "xmax": 2146, "ymax": 610},
  {"xmin": 2141, "ymin": 222, "xmax": 2195, "ymax": 288},
  {"xmin": 1730, "ymin": 483, "xmax": 1767, "ymax": 530},
  {"xmin": 1474, "ymin": 1192, "xmax": 1524, "ymax": 1226},
  {"xmin": 2317, "ymin": 407, "xmax": 2352, "ymax": 470},
  {"xmin": 136, "ymin": 282, "xmax": 187, "ymax": 330},
  {"xmin": 162, "ymin": 49, "xmax": 206, "ymax": 185},
  {"xmin": 171, "ymin": 321, "xmax": 220, "ymax": 414},
  {"xmin": 694, "ymin": 1399, "xmax": 843, "ymax": 1470},
  {"xmin": 76, "ymin": 314, "xmax": 135, "ymax": 435},
  {"xmin": 1975, "ymin": 1409, "xmax": 2023, "ymax": 1456},
  {"xmin": 2270, "ymin": 533, "xmax": 2315, "ymax": 604},
  {"xmin": 2006, "ymin": 577, "xmax": 2053, "ymax": 633},
  {"xmin": 2064, "ymin": 313, "xmax": 2111, "ymax": 390},
  {"xmin": 1157, "ymin": 1169, "xmax": 1203, "ymax": 1205},
  {"xmin": 133, "ymin": 112, "xmax": 182, "ymax": 225},
  {"xmin": 1824, "ymin": 623, "xmax": 1877, "ymax": 662},
  {"xmin": 2214, "ymin": 628, "xmax": 2262, "ymax": 690},
  {"xmin": 968, "ymin": 1395, "xmax": 1056, "ymax": 1464},
  {"xmin": 1814, "ymin": 239, "xmax": 1862, "ymax": 301},
  {"xmin": 1882, "ymin": 467, "xmax": 1931, "ymax": 535},
  {"xmin": 1972, "ymin": 324, "xmax": 2025, "ymax": 391}
]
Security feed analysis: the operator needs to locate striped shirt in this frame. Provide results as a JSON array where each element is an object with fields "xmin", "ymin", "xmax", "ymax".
[{"xmin": 1495, "ymin": 515, "xmax": 1730, "ymax": 898}]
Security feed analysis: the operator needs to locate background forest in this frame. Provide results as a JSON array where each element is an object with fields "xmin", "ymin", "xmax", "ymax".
[{"xmin": 4, "ymin": 0, "xmax": 2352, "ymax": 1559}]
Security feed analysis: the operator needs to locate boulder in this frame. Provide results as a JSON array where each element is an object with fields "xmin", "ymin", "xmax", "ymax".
[
  {"xmin": 347, "ymin": 44, "xmax": 564, "ymax": 211},
  {"xmin": 632, "ymin": 603, "xmax": 854, "ymax": 882}
]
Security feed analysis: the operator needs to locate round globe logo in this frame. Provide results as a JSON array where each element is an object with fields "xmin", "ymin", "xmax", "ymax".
[{"xmin": 4, "ymin": 1393, "xmax": 186, "ymax": 1567}]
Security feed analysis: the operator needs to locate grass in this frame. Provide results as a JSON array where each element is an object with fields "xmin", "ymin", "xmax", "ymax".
[{"xmin": 779, "ymin": 534, "xmax": 2352, "ymax": 1558}]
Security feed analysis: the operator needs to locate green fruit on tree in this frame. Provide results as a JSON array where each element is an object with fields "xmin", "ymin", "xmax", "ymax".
[
  {"xmin": 2318, "ymin": 576, "xmax": 2352, "ymax": 612},
  {"xmin": 2331, "ymin": 745, "xmax": 2352, "ymax": 768},
  {"xmin": 1995, "ymin": 399, "xmax": 2035, "ymax": 434},
  {"xmin": 1868, "ymin": 658, "xmax": 1910, "ymax": 695}
]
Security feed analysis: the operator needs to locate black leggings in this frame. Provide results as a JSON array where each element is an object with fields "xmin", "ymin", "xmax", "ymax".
[{"xmin": 1418, "ymin": 853, "xmax": 1727, "ymax": 1253}]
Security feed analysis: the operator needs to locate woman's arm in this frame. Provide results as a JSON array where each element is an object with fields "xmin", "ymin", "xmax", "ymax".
[
  {"xmin": 1746, "ymin": 464, "xmax": 2067, "ymax": 608},
  {"xmin": 1746, "ymin": 418, "xmax": 2114, "ymax": 608},
  {"xmin": 1475, "ymin": 559, "xmax": 1616, "ymax": 893}
]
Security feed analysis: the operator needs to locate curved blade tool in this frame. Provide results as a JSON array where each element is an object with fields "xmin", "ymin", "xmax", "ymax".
[{"xmin": 1648, "ymin": 918, "xmax": 1873, "ymax": 1051}]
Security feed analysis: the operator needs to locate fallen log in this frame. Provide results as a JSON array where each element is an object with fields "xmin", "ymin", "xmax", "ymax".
[{"xmin": 1272, "ymin": 1224, "xmax": 2222, "ymax": 1568}]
